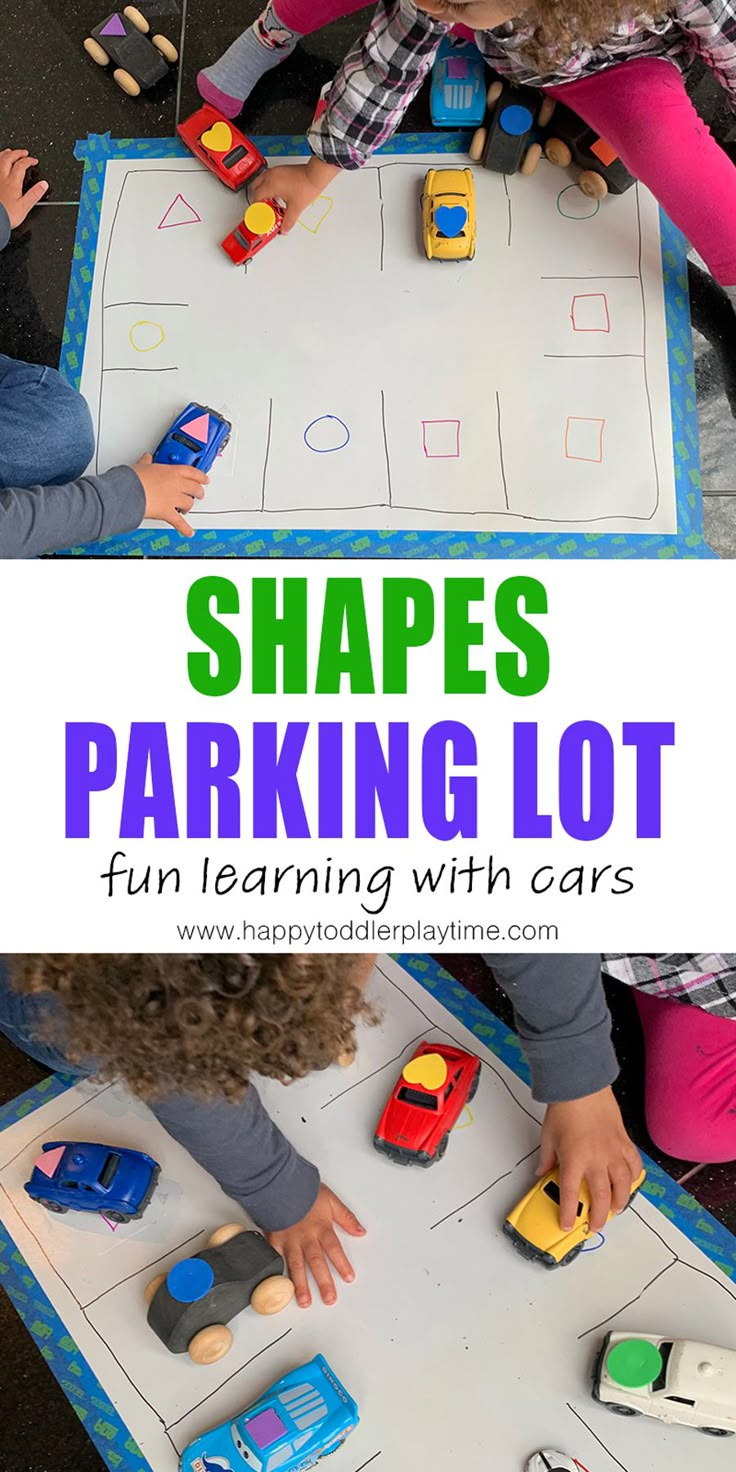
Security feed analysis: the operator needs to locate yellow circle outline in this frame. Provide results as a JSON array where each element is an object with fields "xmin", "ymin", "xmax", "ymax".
[{"xmin": 129, "ymin": 319, "xmax": 165, "ymax": 353}]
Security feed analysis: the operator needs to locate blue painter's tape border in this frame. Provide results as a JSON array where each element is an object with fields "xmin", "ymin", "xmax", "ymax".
[
  {"xmin": 0, "ymin": 955, "xmax": 733, "ymax": 1472},
  {"xmin": 57, "ymin": 131, "xmax": 712, "ymax": 560}
]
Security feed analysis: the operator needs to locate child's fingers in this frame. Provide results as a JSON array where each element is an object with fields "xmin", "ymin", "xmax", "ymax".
[
  {"xmin": 320, "ymin": 1228, "xmax": 355, "ymax": 1284},
  {"xmin": 304, "ymin": 1241, "xmax": 337, "ymax": 1306},
  {"xmin": 285, "ymin": 1245, "xmax": 311, "ymax": 1308},
  {"xmin": 332, "ymin": 1198, "xmax": 365, "ymax": 1237},
  {"xmin": 609, "ymin": 1158, "xmax": 634, "ymax": 1216},
  {"xmin": 0, "ymin": 148, "xmax": 30, "ymax": 173},
  {"xmin": 558, "ymin": 1160, "xmax": 584, "ymax": 1230},
  {"xmin": 587, "ymin": 1166, "xmax": 612, "ymax": 1232},
  {"xmin": 180, "ymin": 466, "xmax": 209, "ymax": 488},
  {"xmin": 21, "ymin": 180, "xmax": 49, "ymax": 210},
  {"xmin": 10, "ymin": 154, "xmax": 39, "ymax": 181},
  {"xmin": 167, "ymin": 510, "xmax": 194, "ymax": 538}
]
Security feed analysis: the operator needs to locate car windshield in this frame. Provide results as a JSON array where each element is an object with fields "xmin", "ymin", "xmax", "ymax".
[
  {"xmin": 397, "ymin": 1085, "xmax": 438, "ymax": 1110},
  {"xmin": 172, "ymin": 431, "xmax": 205, "ymax": 454},
  {"xmin": 651, "ymin": 1342, "xmax": 673, "ymax": 1392},
  {"xmin": 231, "ymin": 1420, "xmax": 263, "ymax": 1469},
  {"xmin": 98, "ymin": 1153, "xmax": 121, "ymax": 1189},
  {"xmin": 223, "ymin": 144, "xmax": 247, "ymax": 168}
]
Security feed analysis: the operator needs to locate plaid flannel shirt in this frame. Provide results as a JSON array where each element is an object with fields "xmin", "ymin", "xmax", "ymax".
[
  {"xmin": 603, "ymin": 953, "xmax": 736, "ymax": 1017},
  {"xmin": 307, "ymin": 0, "xmax": 736, "ymax": 168}
]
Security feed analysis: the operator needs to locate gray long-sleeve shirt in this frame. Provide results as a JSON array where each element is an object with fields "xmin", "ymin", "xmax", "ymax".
[
  {"xmin": 0, "ymin": 203, "xmax": 145, "ymax": 556},
  {"xmin": 0, "ymin": 954, "xmax": 617, "ymax": 1232}
]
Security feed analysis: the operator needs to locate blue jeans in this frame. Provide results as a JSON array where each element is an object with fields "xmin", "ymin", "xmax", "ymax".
[
  {"xmin": 0, "ymin": 963, "xmax": 91, "ymax": 1077},
  {"xmin": 0, "ymin": 354, "xmax": 95, "ymax": 489}
]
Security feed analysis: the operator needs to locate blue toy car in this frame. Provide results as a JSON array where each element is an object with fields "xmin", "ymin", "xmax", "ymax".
[
  {"xmin": 153, "ymin": 402, "xmax": 232, "ymax": 475},
  {"xmin": 24, "ymin": 1141, "xmax": 159, "ymax": 1224},
  {"xmin": 430, "ymin": 36, "xmax": 486, "ymax": 127},
  {"xmin": 181, "ymin": 1354, "xmax": 359, "ymax": 1472}
]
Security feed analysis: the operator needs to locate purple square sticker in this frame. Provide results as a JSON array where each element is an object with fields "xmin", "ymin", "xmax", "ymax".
[
  {"xmin": 247, "ymin": 1409, "xmax": 287, "ymax": 1450},
  {"xmin": 447, "ymin": 58, "xmax": 469, "ymax": 79}
]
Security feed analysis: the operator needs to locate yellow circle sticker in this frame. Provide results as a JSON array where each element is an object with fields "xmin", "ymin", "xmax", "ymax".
[{"xmin": 244, "ymin": 201, "xmax": 276, "ymax": 235}]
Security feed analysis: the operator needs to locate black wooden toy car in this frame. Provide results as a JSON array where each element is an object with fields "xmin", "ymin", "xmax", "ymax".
[
  {"xmin": 83, "ymin": 7, "xmax": 178, "ymax": 97},
  {"xmin": 542, "ymin": 101, "xmax": 635, "ymax": 197},
  {"xmin": 469, "ymin": 79, "xmax": 555, "ymax": 176},
  {"xmin": 145, "ymin": 1224, "xmax": 294, "ymax": 1364}
]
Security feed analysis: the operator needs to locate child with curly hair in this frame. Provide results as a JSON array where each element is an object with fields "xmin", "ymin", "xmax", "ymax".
[
  {"xmin": 201, "ymin": 0, "xmax": 736, "ymax": 309},
  {"xmin": 0, "ymin": 953, "xmax": 641, "ymax": 1305}
]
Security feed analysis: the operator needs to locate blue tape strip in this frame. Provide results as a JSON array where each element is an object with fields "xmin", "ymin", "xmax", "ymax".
[
  {"xmin": 1, "ymin": 955, "xmax": 732, "ymax": 1472},
  {"xmin": 58, "ymin": 131, "xmax": 711, "ymax": 559}
]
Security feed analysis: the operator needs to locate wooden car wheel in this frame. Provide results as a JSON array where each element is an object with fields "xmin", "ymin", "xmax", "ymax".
[
  {"xmin": 188, "ymin": 1324, "xmax": 233, "ymax": 1365},
  {"xmin": 114, "ymin": 68, "xmax": 141, "ymax": 96},
  {"xmin": 144, "ymin": 1273, "xmax": 166, "ymax": 1306},
  {"xmin": 486, "ymin": 80, "xmax": 503, "ymax": 110},
  {"xmin": 579, "ymin": 169, "xmax": 608, "ymax": 200},
  {"xmin": 207, "ymin": 1222, "xmax": 247, "ymax": 1249},
  {"xmin": 123, "ymin": 5, "xmax": 150, "ymax": 31},
  {"xmin": 250, "ymin": 1275, "xmax": 296, "ymax": 1316},
  {"xmin": 153, "ymin": 34, "xmax": 179, "ymax": 64},
  {"xmin": 469, "ymin": 126, "xmax": 487, "ymax": 163},
  {"xmin": 538, "ymin": 96, "xmax": 556, "ymax": 128},
  {"xmin": 83, "ymin": 37, "xmax": 110, "ymax": 66},
  {"xmin": 520, "ymin": 142, "xmax": 543, "ymax": 176},
  {"xmin": 544, "ymin": 137, "xmax": 572, "ymax": 168}
]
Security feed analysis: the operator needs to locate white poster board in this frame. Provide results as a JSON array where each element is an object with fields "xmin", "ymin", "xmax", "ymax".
[
  {"xmin": 78, "ymin": 153, "xmax": 677, "ymax": 534},
  {"xmin": 1, "ymin": 957, "xmax": 732, "ymax": 1472}
]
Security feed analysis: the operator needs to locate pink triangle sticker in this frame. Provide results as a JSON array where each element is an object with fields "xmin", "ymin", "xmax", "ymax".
[
  {"xmin": 34, "ymin": 1146, "xmax": 65, "ymax": 1178},
  {"xmin": 100, "ymin": 13, "xmax": 127, "ymax": 35},
  {"xmin": 157, "ymin": 194, "xmax": 202, "ymax": 230},
  {"xmin": 181, "ymin": 411, "xmax": 210, "ymax": 443}
]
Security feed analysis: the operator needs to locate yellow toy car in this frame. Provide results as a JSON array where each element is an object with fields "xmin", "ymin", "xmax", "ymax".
[
  {"xmin": 504, "ymin": 1165, "xmax": 647, "ymax": 1268},
  {"xmin": 422, "ymin": 168, "xmax": 476, "ymax": 261}
]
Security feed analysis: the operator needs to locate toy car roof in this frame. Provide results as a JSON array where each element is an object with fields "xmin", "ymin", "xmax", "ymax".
[{"xmin": 28, "ymin": 1141, "xmax": 155, "ymax": 1185}]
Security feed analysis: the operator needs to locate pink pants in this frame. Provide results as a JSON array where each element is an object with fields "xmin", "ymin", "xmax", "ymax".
[
  {"xmin": 635, "ymin": 990, "xmax": 736, "ymax": 1163},
  {"xmin": 276, "ymin": 0, "xmax": 736, "ymax": 284}
]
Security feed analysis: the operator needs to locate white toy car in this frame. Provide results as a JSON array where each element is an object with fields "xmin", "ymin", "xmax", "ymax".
[
  {"xmin": 593, "ymin": 1331, "xmax": 736, "ymax": 1436},
  {"xmin": 527, "ymin": 1451, "xmax": 587, "ymax": 1472}
]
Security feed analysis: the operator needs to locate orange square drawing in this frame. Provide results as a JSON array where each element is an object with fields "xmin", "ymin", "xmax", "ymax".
[
  {"xmin": 590, "ymin": 136, "xmax": 618, "ymax": 167},
  {"xmin": 565, "ymin": 416, "xmax": 605, "ymax": 462}
]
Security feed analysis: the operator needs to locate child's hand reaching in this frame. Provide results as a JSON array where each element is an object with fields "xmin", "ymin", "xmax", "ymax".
[
  {"xmin": 133, "ymin": 454, "xmax": 208, "ymax": 538},
  {"xmin": 267, "ymin": 1184, "xmax": 366, "ymax": 1307},
  {"xmin": 250, "ymin": 156, "xmax": 339, "ymax": 232},
  {"xmin": 538, "ymin": 1086, "xmax": 643, "ymax": 1233},
  {"xmin": 0, "ymin": 148, "xmax": 49, "ymax": 228}
]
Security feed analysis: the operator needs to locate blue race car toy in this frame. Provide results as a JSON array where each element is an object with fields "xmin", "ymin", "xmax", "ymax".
[
  {"xmin": 152, "ymin": 402, "xmax": 232, "ymax": 474},
  {"xmin": 181, "ymin": 1354, "xmax": 359, "ymax": 1472},
  {"xmin": 24, "ymin": 1141, "xmax": 160, "ymax": 1223},
  {"xmin": 430, "ymin": 36, "xmax": 486, "ymax": 127}
]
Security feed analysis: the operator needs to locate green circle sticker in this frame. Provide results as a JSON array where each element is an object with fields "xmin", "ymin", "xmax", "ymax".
[{"xmin": 607, "ymin": 1339, "xmax": 663, "ymax": 1388}]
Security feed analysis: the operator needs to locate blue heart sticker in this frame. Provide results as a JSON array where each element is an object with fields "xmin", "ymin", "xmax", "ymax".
[{"xmin": 435, "ymin": 204, "xmax": 467, "ymax": 238}]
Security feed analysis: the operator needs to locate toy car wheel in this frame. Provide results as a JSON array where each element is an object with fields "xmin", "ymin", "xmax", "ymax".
[
  {"xmin": 560, "ymin": 1243, "xmax": 583, "ymax": 1267},
  {"xmin": 250, "ymin": 1275, "xmax": 296, "ymax": 1316},
  {"xmin": 436, "ymin": 1132, "xmax": 450, "ymax": 1160},
  {"xmin": 144, "ymin": 1272, "xmax": 167, "ymax": 1306},
  {"xmin": 544, "ymin": 137, "xmax": 572, "ymax": 168},
  {"xmin": 123, "ymin": 5, "xmax": 150, "ymax": 32},
  {"xmin": 153, "ymin": 34, "xmax": 178, "ymax": 64},
  {"xmin": 579, "ymin": 170, "xmax": 608, "ymax": 200},
  {"xmin": 113, "ymin": 67, "xmax": 141, "ymax": 96},
  {"xmin": 39, "ymin": 1198, "xmax": 68, "ymax": 1213},
  {"xmin": 700, "ymin": 1428, "xmax": 733, "ymax": 1437},
  {"xmin": 605, "ymin": 1403, "xmax": 640, "ymax": 1416},
  {"xmin": 188, "ymin": 1324, "xmax": 233, "ymax": 1365},
  {"xmin": 538, "ymin": 96, "xmax": 556, "ymax": 127},
  {"xmin": 520, "ymin": 142, "xmax": 543, "ymax": 176},
  {"xmin": 469, "ymin": 126, "xmax": 487, "ymax": 163},
  {"xmin": 486, "ymin": 80, "xmax": 503, "ymax": 110},
  {"xmin": 104, "ymin": 1210, "xmax": 131, "ymax": 1223},
  {"xmin": 207, "ymin": 1223, "xmax": 247, "ymax": 1249},
  {"xmin": 83, "ymin": 37, "xmax": 110, "ymax": 66},
  {"xmin": 467, "ymin": 1070, "xmax": 480, "ymax": 1102}
]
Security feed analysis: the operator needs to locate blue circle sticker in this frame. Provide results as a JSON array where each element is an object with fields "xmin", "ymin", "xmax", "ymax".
[
  {"xmin": 500, "ymin": 104, "xmax": 534, "ymax": 136},
  {"xmin": 167, "ymin": 1257, "xmax": 215, "ymax": 1304}
]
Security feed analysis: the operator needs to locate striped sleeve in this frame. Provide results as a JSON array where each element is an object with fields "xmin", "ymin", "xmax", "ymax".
[
  {"xmin": 307, "ymin": 0, "xmax": 447, "ymax": 169},
  {"xmin": 678, "ymin": 0, "xmax": 736, "ymax": 105}
]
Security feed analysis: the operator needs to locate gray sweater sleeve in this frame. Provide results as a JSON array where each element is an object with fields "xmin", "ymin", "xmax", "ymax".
[
  {"xmin": 0, "ymin": 465, "xmax": 146, "ymax": 557},
  {"xmin": 150, "ymin": 1083, "xmax": 321, "ymax": 1232},
  {"xmin": 481, "ymin": 953, "xmax": 618, "ymax": 1102}
]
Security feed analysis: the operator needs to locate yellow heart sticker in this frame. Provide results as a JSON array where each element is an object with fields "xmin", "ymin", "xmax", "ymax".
[
  {"xmin": 244, "ymin": 201, "xmax": 276, "ymax": 235},
  {"xmin": 202, "ymin": 121, "xmax": 233, "ymax": 153},
  {"xmin": 402, "ymin": 1052, "xmax": 448, "ymax": 1090}
]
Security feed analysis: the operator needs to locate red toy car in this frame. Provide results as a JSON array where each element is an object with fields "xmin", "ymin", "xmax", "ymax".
[
  {"xmin": 177, "ymin": 104, "xmax": 266, "ymax": 192},
  {"xmin": 221, "ymin": 199, "xmax": 284, "ymax": 265},
  {"xmin": 374, "ymin": 1041, "xmax": 481, "ymax": 1166}
]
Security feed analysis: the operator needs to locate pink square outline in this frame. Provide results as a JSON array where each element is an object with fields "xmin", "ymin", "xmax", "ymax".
[
  {"xmin": 422, "ymin": 418, "xmax": 461, "ymax": 459},
  {"xmin": 570, "ymin": 293, "xmax": 611, "ymax": 334},
  {"xmin": 564, "ymin": 416, "xmax": 605, "ymax": 463}
]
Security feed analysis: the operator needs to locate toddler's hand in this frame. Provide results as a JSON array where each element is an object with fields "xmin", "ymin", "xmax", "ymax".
[
  {"xmin": 133, "ymin": 453, "xmax": 208, "ymax": 538},
  {"xmin": 267, "ymin": 1184, "xmax": 366, "ymax": 1307},
  {"xmin": 0, "ymin": 148, "xmax": 49, "ymax": 228},
  {"xmin": 539, "ymin": 1086, "xmax": 643, "ymax": 1233},
  {"xmin": 250, "ymin": 164, "xmax": 320, "ymax": 232}
]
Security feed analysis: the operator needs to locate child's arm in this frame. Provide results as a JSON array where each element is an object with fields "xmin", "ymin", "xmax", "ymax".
[
  {"xmin": 0, "ymin": 457, "xmax": 208, "ymax": 558},
  {"xmin": 677, "ymin": 0, "xmax": 736, "ymax": 106},
  {"xmin": 150, "ymin": 1085, "xmax": 364, "ymax": 1308},
  {"xmin": 251, "ymin": 0, "xmax": 447, "ymax": 228},
  {"xmin": 485, "ymin": 954, "xmax": 642, "ymax": 1232}
]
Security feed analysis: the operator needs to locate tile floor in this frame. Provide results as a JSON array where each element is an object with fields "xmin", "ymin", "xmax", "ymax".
[{"xmin": 0, "ymin": 4, "xmax": 735, "ymax": 549}]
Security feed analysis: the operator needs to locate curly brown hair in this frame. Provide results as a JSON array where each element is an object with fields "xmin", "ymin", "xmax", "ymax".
[
  {"xmin": 526, "ymin": 0, "xmax": 670, "ymax": 68},
  {"xmin": 9, "ymin": 954, "xmax": 377, "ymax": 1102}
]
